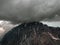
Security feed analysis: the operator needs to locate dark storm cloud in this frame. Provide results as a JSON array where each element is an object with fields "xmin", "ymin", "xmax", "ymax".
[
  {"xmin": 0, "ymin": 0, "xmax": 60, "ymax": 24},
  {"xmin": 43, "ymin": 15, "xmax": 60, "ymax": 21}
]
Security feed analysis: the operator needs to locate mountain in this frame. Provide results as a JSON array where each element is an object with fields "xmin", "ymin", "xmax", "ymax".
[{"xmin": 1, "ymin": 22, "xmax": 60, "ymax": 45}]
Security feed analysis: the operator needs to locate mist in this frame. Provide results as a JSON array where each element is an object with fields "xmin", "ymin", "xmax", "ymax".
[
  {"xmin": 0, "ymin": 0, "xmax": 60, "ymax": 24},
  {"xmin": 0, "ymin": 21, "xmax": 17, "ymax": 41}
]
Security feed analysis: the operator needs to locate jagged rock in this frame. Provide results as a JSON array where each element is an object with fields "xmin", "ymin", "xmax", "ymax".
[{"xmin": 1, "ymin": 22, "xmax": 60, "ymax": 45}]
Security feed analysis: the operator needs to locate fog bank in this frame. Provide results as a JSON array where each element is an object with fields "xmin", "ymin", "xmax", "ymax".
[{"xmin": 0, "ymin": 0, "xmax": 60, "ymax": 24}]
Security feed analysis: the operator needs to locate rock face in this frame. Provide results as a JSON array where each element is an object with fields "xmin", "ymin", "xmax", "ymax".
[{"xmin": 1, "ymin": 22, "xmax": 60, "ymax": 45}]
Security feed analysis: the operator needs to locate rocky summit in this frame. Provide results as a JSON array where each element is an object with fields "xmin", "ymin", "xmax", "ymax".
[{"xmin": 1, "ymin": 22, "xmax": 60, "ymax": 45}]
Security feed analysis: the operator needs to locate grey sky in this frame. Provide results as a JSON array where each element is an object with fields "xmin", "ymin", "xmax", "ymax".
[
  {"xmin": 41, "ymin": 21, "xmax": 60, "ymax": 27},
  {"xmin": 0, "ymin": 0, "xmax": 60, "ymax": 24}
]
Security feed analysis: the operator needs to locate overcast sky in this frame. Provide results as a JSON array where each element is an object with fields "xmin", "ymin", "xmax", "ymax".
[
  {"xmin": 41, "ymin": 21, "xmax": 60, "ymax": 27},
  {"xmin": 0, "ymin": 0, "xmax": 60, "ymax": 24}
]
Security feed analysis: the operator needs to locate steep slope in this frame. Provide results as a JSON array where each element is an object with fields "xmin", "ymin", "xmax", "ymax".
[{"xmin": 1, "ymin": 22, "xmax": 60, "ymax": 45}]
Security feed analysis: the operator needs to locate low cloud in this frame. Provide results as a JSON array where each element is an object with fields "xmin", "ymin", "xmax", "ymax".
[
  {"xmin": 0, "ymin": 0, "xmax": 60, "ymax": 24},
  {"xmin": 0, "ymin": 21, "xmax": 17, "ymax": 41}
]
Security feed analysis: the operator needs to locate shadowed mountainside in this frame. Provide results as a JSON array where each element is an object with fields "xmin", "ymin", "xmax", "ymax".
[{"xmin": 1, "ymin": 22, "xmax": 60, "ymax": 45}]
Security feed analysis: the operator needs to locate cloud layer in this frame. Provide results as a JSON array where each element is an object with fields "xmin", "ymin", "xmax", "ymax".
[
  {"xmin": 0, "ymin": 0, "xmax": 60, "ymax": 24},
  {"xmin": 0, "ymin": 21, "xmax": 17, "ymax": 41}
]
